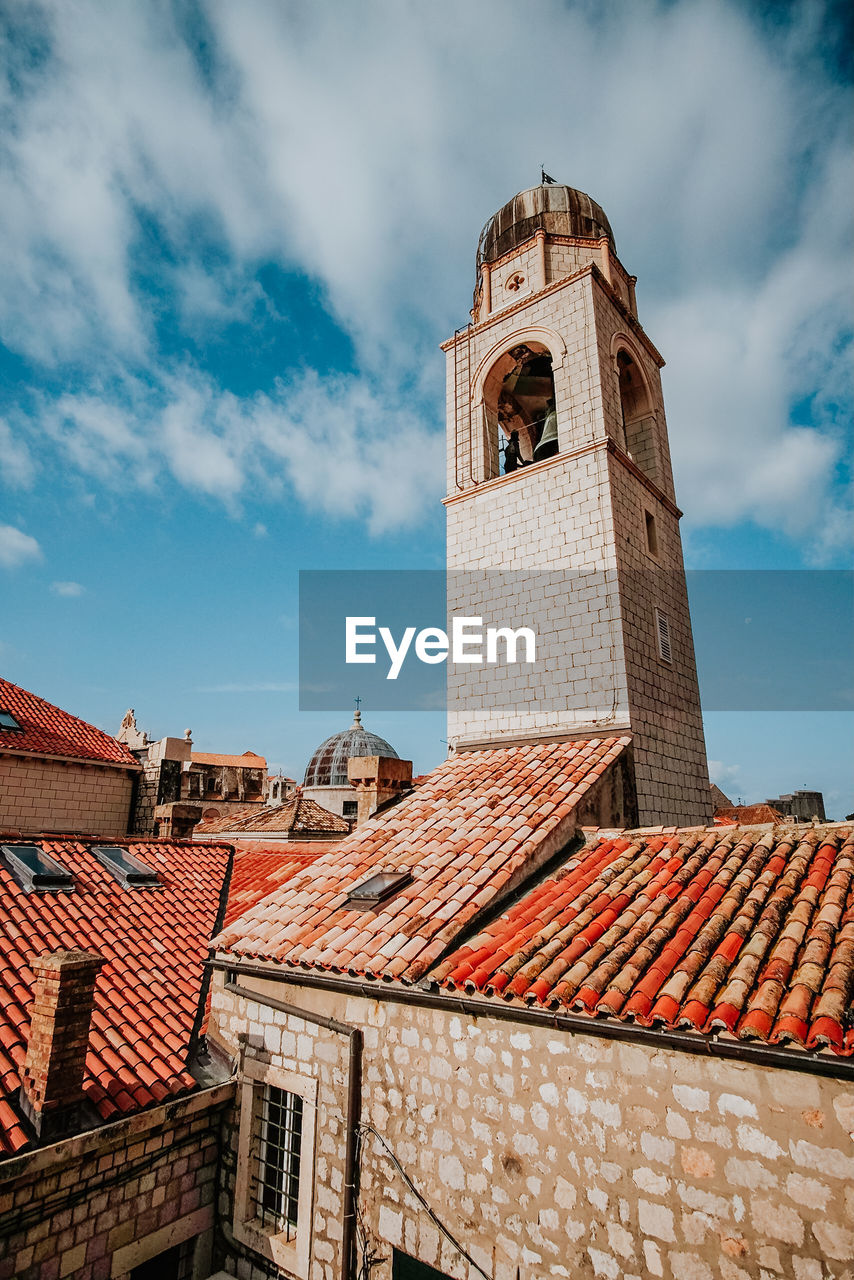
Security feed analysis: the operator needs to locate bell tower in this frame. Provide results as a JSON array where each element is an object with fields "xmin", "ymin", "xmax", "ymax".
[{"xmin": 443, "ymin": 182, "xmax": 712, "ymax": 827}]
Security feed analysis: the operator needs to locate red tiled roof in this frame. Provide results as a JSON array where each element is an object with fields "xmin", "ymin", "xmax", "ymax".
[
  {"xmin": 215, "ymin": 737, "xmax": 630, "ymax": 983},
  {"xmin": 196, "ymin": 796, "xmax": 349, "ymax": 837},
  {"xmin": 0, "ymin": 677, "xmax": 137, "ymax": 767},
  {"xmin": 433, "ymin": 824, "xmax": 854, "ymax": 1057},
  {"xmin": 0, "ymin": 837, "xmax": 233, "ymax": 1156},
  {"xmin": 191, "ymin": 751, "xmax": 266, "ymax": 769},
  {"xmin": 225, "ymin": 847, "xmax": 332, "ymax": 926},
  {"xmin": 715, "ymin": 804, "xmax": 784, "ymax": 825}
]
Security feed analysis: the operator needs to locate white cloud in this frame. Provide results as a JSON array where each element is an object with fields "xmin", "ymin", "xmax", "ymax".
[
  {"xmin": 0, "ymin": 1, "xmax": 849, "ymax": 545},
  {"xmin": 0, "ymin": 420, "xmax": 35, "ymax": 487},
  {"xmin": 708, "ymin": 761, "xmax": 742, "ymax": 790},
  {"xmin": 35, "ymin": 366, "xmax": 444, "ymax": 533},
  {"xmin": 50, "ymin": 580, "xmax": 85, "ymax": 597},
  {"xmin": 0, "ymin": 524, "xmax": 41, "ymax": 568}
]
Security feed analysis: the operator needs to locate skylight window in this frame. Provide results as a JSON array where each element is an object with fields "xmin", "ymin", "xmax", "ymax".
[
  {"xmin": 92, "ymin": 845, "xmax": 161, "ymax": 889},
  {"xmin": 1, "ymin": 844, "xmax": 74, "ymax": 894},
  {"xmin": 0, "ymin": 709, "xmax": 21, "ymax": 731},
  {"xmin": 346, "ymin": 869, "xmax": 413, "ymax": 908}
]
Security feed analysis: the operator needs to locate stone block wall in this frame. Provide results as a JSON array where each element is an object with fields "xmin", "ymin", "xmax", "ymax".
[
  {"xmin": 0, "ymin": 1082, "xmax": 233, "ymax": 1280},
  {"xmin": 0, "ymin": 755, "xmax": 136, "ymax": 838},
  {"xmin": 210, "ymin": 973, "xmax": 854, "ymax": 1280},
  {"xmin": 445, "ymin": 442, "xmax": 632, "ymax": 747}
]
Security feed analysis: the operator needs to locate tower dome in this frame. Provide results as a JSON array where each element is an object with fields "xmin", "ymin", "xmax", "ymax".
[
  {"xmin": 476, "ymin": 183, "xmax": 615, "ymax": 270},
  {"xmin": 303, "ymin": 708, "xmax": 399, "ymax": 789}
]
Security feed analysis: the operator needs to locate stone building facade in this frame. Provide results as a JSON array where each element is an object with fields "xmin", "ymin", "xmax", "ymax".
[
  {"xmin": 117, "ymin": 712, "xmax": 267, "ymax": 837},
  {"xmin": 442, "ymin": 183, "xmax": 711, "ymax": 827},
  {"xmin": 0, "ymin": 754, "xmax": 136, "ymax": 838},
  {"xmin": 0, "ymin": 1082, "xmax": 233, "ymax": 1280},
  {"xmin": 209, "ymin": 969, "xmax": 854, "ymax": 1280},
  {"xmin": 0, "ymin": 677, "xmax": 138, "ymax": 838}
]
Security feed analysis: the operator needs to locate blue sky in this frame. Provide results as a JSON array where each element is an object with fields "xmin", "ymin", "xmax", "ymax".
[{"xmin": 1, "ymin": 1, "xmax": 852, "ymax": 816}]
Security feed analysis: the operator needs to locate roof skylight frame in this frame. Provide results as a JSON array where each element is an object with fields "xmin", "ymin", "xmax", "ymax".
[
  {"xmin": 345, "ymin": 868, "xmax": 413, "ymax": 908},
  {"xmin": 1, "ymin": 843, "xmax": 74, "ymax": 894},
  {"xmin": 92, "ymin": 844, "xmax": 161, "ymax": 889},
  {"xmin": 0, "ymin": 709, "xmax": 22, "ymax": 731}
]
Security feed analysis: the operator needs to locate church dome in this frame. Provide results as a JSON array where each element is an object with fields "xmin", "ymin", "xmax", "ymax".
[
  {"xmin": 303, "ymin": 710, "xmax": 399, "ymax": 788},
  {"xmin": 477, "ymin": 183, "xmax": 615, "ymax": 269}
]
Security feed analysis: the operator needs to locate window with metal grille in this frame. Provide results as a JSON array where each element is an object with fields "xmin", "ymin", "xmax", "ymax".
[
  {"xmin": 255, "ymin": 1086, "xmax": 303, "ymax": 1239},
  {"xmin": 655, "ymin": 608, "xmax": 673, "ymax": 664}
]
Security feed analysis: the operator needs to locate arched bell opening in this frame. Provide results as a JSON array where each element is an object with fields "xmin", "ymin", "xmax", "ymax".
[
  {"xmin": 617, "ymin": 348, "xmax": 659, "ymax": 484},
  {"xmin": 482, "ymin": 342, "xmax": 559, "ymax": 477}
]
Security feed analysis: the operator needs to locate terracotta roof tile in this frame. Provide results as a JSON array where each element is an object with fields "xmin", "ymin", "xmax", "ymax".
[
  {"xmin": 190, "ymin": 751, "xmax": 266, "ymax": 769},
  {"xmin": 215, "ymin": 737, "xmax": 631, "ymax": 983},
  {"xmin": 196, "ymin": 796, "xmax": 349, "ymax": 837},
  {"xmin": 0, "ymin": 676, "xmax": 137, "ymax": 767},
  {"xmin": 433, "ymin": 824, "xmax": 854, "ymax": 1057},
  {"xmin": 0, "ymin": 836, "xmax": 233, "ymax": 1156}
]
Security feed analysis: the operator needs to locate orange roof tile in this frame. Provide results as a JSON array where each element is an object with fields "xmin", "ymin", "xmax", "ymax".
[
  {"xmin": 191, "ymin": 751, "xmax": 266, "ymax": 769},
  {"xmin": 432, "ymin": 823, "xmax": 854, "ymax": 1057},
  {"xmin": 0, "ymin": 836, "xmax": 233, "ymax": 1156},
  {"xmin": 196, "ymin": 796, "xmax": 349, "ymax": 838},
  {"xmin": 215, "ymin": 737, "xmax": 630, "ymax": 983},
  {"xmin": 225, "ymin": 847, "xmax": 331, "ymax": 926},
  {"xmin": 0, "ymin": 676, "xmax": 137, "ymax": 768},
  {"xmin": 715, "ymin": 804, "xmax": 785, "ymax": 825}
]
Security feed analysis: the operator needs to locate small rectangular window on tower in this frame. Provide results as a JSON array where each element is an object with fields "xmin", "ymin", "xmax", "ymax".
[
  {"xmin": 655, "ymin": 608, "xmax": 673, "ymax": 664},
  {"xmin": 644, "ymin": 510, "xmax": 659, "ymax": 559}
]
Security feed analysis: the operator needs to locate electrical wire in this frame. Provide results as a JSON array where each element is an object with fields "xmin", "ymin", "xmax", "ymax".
[{"xmin": 360, "ymin": 1121, "xmax": 493, "ymax": 1280}]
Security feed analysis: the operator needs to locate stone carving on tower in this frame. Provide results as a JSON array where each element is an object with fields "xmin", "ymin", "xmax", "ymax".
[{"xmin": 443, "ymin": 182, "xmax": 712, "ymax": 827}]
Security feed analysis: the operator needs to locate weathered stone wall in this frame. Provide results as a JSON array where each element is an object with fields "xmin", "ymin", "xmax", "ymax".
[
  {"xmin": 0, "ymin": 755, "xmax": 135, "ymax": 838},
  {"xmin": 0, "ymin": 1082, "xmax": 233, "ymax": 1280},
  {"xmin": 210, "ymin": 973, "xmax": 854, "ymax": 1280}
]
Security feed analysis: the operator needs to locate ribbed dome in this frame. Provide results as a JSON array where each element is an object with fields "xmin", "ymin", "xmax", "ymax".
[
  {"xmin": 477, "ymin": 183, "xmax": 614, "ymax": 268},
  {"xmin": 303, "ymin": 710, "xmax": 399, "ymax": 788}
]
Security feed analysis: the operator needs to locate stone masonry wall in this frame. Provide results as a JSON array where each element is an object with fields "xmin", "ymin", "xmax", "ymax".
[
  {"xmin": 210, "ymin": 973, "xmax": 854, "ymax": 1280},
  {"xmin": 0, "ymin": 1082, "xmax": 233, "ymax": 1280},
  {"xmin": 0, "ymin": 755, "xmax": 135, "ymax": 838}
]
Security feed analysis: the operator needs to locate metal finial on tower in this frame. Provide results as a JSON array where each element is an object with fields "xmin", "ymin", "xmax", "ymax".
[
  {"xmin": 541, "ymin": 166, "xmax": 556, "ymax": 185},
  {"xmin": 353, "ymin": 695, "xmax": 362, "ymax": 725}
]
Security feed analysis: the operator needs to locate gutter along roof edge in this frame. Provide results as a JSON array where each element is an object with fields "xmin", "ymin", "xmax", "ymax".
[{"xmin": 211, "ymin": 956, "xmax": 854, "ymax": 1083}]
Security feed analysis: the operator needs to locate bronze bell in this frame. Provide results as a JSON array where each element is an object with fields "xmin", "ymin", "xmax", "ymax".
[{"xmin": 534, "ymin": 406, "xmax": 559, "ymax": 461}]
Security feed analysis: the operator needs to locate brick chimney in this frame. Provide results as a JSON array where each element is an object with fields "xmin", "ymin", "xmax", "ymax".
[
  {"xmin": 347, "ymin": 755, "xmax": 413, "ymax": 825},
  {"xmin": 20, "ymin": 949, "xmax": 104, "ymax": 1141}
]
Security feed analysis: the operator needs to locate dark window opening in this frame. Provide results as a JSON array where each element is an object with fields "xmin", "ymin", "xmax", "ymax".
[
  {"xmin": 644, "ymin": 510, "xmax": 659, "ymax": 558},
  {"xmin": 1, "ymin": 844, "xmax": 74, "ymax": 894},
  {"xmin": 92, "ymin": 845, "xmax": 160, "ymax": 889},
  {"xmin": 483, "ymin": 343, "xmax": 558, "ymax": 476},
  {"xmin": 342, "ymin": 800, "xmax": 358, "ymax": 819},
  {"xmin": 617, "ymin": 349, "xmax": 659, "ymax": 483},
  {"xmin": 130, "ymin": 1237, "xmax": 194, "ymax": 1280},
  {"xmin": 393, "ymin": 1249, "xmax": 453, "ymax": 1280},
  {"xmin": 0, "ymin": 709, "xmax": 21, "ymax": 731},
  {"xmin": 256, "ymin": 1085, "xmax": 303, "ymax": 1238}
]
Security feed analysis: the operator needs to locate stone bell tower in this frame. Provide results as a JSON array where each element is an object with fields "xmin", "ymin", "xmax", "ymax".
[{"xmin": 443, "ymin": 182, "xmax": 712, "ymax": 827}]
